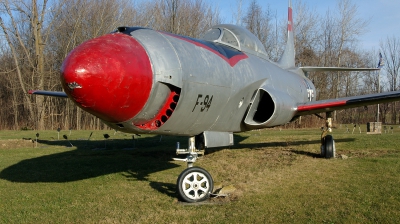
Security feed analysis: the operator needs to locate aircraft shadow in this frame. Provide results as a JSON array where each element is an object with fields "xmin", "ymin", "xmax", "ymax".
[
  {"xmin": 208, "ymin": 135, "xmax": 355, "ymax": 159},
  {"xmin": 0, "ymin": 135, "xmax": 184, "ymax": 197},
  {"xmin": 0, "ymin": 134, "xmax": 355, "ymax": 197}
]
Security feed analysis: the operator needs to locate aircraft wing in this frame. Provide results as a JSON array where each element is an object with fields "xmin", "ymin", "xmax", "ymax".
[
  {"xmin": 28, "ymin": 90, "xmax": 68, "ymax": 98},
  {"xmin": 296, "ymin": 91, "xmax": 400, "ymax": 116}
]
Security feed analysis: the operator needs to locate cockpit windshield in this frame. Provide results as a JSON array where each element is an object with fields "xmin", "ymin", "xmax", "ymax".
[
  {"xmin": 201, "ymin": 24, "xmax": 268, "ymax": 59},
  {"xmin": 202, "ymin": 28, "xmax": 221, "ymax": 41}
]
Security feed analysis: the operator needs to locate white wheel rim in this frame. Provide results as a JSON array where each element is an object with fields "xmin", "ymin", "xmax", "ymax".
[{"xmin": 181, "ymin": 171, "xmax": 210, "ymax": 200}]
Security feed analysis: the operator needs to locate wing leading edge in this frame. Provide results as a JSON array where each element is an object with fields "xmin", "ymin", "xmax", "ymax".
[
  {"xmin": 296, "ymin": 91, "xmax": 400, "ymax": 116},
  {"xmin": 28, "ymin": 90, "xmax": 68, "ymax": 98}
]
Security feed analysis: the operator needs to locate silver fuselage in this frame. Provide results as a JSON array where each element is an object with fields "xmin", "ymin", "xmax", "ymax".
[{"xmin": 103, "ymin": 28, "xmax": 316, "ymax": 136}]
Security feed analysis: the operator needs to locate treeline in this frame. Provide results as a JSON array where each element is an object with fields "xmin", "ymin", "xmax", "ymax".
[{"xmin": 0, "ymin": 0, "xmax": 399, "ymax": 130}]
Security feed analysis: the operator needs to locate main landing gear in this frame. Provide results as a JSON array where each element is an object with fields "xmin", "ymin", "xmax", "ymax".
[
  {"xmin": 320, "ymin": 112, "xmax": 336, "ymax": 158},
  {"xmin": 173, "ymin": 136, "xmax": 214, "ymax": 203}
]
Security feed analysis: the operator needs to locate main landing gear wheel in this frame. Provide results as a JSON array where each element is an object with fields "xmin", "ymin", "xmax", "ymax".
[
  {"xmin": 321, "ymin": 135, "xmax": 335, "ymax": 159},
  {"xmin": 177, "ymin": 167, "xmax": 214, "ymax": 203},
  {"xmin": 320, "ymin": 112, "xmax": 335, "ymax": 159}
]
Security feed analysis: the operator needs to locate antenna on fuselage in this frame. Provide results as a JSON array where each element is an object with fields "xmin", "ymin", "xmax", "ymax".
[{"xmin": 278, "ymin": 0, "xmax": 295, "ymax": 69}]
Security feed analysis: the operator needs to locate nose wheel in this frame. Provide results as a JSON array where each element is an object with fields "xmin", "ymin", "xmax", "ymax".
[
  {"xmin": 177, "ymin": 167, "xmax": 213, "ymax": 202},
  {"xmin": 174, "ymin": 135, "xmax": 214, "ymax": 202}
]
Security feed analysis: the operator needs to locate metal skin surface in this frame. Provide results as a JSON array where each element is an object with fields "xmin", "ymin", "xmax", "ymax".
[{"xmin": 95, "ymin": 27, "xmax": 312, "ymax": 136}]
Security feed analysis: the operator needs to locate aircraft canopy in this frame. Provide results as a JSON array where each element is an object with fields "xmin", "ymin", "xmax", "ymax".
[{"xmin": 202, "ymin": 24, "xmax": 268, "ymax": 59}]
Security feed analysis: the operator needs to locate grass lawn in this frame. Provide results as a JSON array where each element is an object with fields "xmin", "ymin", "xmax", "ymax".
[{"xmin": 0, "ymin": 125, "xmax": 399, "ymax": 223}]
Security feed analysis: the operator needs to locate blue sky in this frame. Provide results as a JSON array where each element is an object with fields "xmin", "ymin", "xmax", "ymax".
[{"xmin": 208, "ymin": 0, "xmax": 400, "ymax": 50}]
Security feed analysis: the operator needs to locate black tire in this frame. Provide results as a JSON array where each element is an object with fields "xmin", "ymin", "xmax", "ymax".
[
  {"xmin": 325, "ymin": 135, "xmax": 335, "ymax": 159},
  {"xmin": 320, "ymin": 144, "xmax": 326, "ymax": 158},
  {"xmin": 177, "ymin": 167, "xmax": 213, "ymax": 203}
]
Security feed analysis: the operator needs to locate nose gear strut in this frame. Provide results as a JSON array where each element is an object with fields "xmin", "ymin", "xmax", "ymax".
[{"xmin": 174, "ymin": 136, "xmax": 213, "ymax": 203}]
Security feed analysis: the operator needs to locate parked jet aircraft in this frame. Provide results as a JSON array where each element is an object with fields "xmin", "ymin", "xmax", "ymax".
[{"xmin": 30, "ymin": 1, "xmax": 400, "ymax": 202}]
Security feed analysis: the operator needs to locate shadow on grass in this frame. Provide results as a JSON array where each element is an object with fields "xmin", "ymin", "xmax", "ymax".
[
  {"xmin": 232, "ymin": 136, "xmax": 355, "ymax": 149},
  {"xmin": 149, "ymin": 182, "xmax": 177, "ymax": 198},
  {"xmin": 0, "ymin": 135, "xmax": 184, "ymax": 198},
  {"xmin": 289, "ymin": 150, "xmax": 321, "ymax": 158},
  {"xmin": 0, "ymin": 133, "xmax": 356, "ymax": 198},
  {"xmin": 227, "ymin": 135, "xmax": 356, "ymax": 158}
]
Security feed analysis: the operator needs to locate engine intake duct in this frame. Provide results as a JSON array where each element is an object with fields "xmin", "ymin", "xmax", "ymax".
[{"xmin": 244, "ymin": 87, "xmax": 296, "ymax": 129}]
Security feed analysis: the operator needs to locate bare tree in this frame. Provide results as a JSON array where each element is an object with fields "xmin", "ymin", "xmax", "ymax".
[
  {"xmin": 242, "ymin": 0, "xmax": 276, "ymax": 59},
  {"xmin": 293, "ymin": 0, "xmax": 320, "ymax": 67},
  {"xmin": 233, "ymin": 0, "xmax": 243, "ymax": 25},
  {"xmin": 334, "ymin": 0, "xmax": 367, "ymax": 113},
  {"xmin": 150, "ymin": 0, "xmax": 220, "ymax": 38},
  {"xmin": 0, "ymin": 0, "xmax": 68, "ymax": 130},
  {"xmin": 380, "ymin": 36, "xmax": 400, "ymax": 124}
]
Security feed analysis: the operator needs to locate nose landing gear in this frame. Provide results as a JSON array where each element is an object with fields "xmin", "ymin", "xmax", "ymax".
[{"xmin": 174, "ymin": 136, "xmax": 213, "ymax": 202}]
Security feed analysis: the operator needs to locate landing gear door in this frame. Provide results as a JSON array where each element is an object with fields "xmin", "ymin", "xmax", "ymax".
[{"xmin": 203, "ymin": 131, "xmax": 234, "ymax": 148}]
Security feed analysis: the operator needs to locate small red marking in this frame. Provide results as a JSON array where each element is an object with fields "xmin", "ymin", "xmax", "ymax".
[
  {"xmin": 162, "ymin": 32, "xmax": 248, "ymax": 67},
  {"xmin": 288, "ymin": 7, "xmax": 293, "ymax": 32},
  {"xmin": 297, "ymin": 100, "xmax": 347, "ymax": 111},
  {"xmin": 61, "ymin": 33, "xmax": 153, "ymax": 123}
]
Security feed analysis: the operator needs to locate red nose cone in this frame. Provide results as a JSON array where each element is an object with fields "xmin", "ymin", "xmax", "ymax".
[{"xmin": 61, "ymin": 33, "xmax": 152, "ymax": 123}]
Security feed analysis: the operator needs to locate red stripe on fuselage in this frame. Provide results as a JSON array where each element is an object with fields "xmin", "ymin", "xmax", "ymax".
[
  {"xmin": 297, "ymin": 100, "xmax": 347, "ymax": 112},
  {"xmin": 161, "ymin": 32, "xmax": 248, "ymax": 67}
]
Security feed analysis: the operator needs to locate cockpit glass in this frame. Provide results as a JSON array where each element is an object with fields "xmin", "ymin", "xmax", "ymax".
[
  {"xmin": 200, "ymin": 24, "xmax": 268, "ymax": 58},
  {"xmin": 221, "ymin": 30, "xmax": 239, "ymax": 47},
  {"xmin": 202, "ymin": 28, "xmax": 221, "ymax": 41}
]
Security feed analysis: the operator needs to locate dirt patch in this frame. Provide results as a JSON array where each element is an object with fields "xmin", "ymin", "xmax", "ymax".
[{"xmin": 0, "ymin": 139, "xmax": 36, "ymax": 149}]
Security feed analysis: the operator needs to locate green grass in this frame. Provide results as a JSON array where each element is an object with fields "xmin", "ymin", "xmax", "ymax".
[{"xmin": 1, "ymin": 126, "xmax": 400, "ymax": 223}]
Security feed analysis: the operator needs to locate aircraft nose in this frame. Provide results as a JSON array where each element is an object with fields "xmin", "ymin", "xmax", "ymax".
[{"xmin": 61, "ymin": 33, "xmax": 153, "ymax": 123}]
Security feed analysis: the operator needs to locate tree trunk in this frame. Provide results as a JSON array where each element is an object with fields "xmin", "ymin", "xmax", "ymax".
[{"xmin": 33, "ymin": 0, "xmax": 46, "ymax": 130}]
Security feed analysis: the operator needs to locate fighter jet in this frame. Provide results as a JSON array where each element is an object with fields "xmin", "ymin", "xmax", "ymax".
[{"xmin": 29, "ymin": 1, "xmax": 400, "ymax": 202}]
